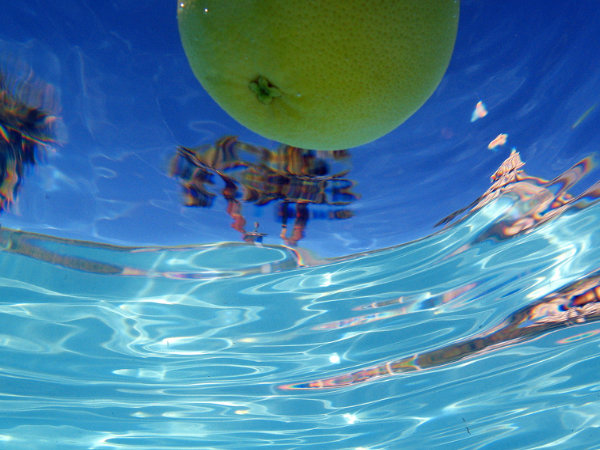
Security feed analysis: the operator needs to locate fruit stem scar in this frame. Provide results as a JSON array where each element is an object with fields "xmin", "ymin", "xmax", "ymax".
[{"xmin": 249, "ymin": 75, "xmax": 282, "ymax": 105}]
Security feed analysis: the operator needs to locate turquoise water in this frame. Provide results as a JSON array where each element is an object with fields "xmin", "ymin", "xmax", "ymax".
[
  {"xmin": 2, "ymin": 164, "xmax": 600, "ymax": 448},
  {"xmin": 3, "ymin": 1, "xmax": 600, "ymax": 448}
]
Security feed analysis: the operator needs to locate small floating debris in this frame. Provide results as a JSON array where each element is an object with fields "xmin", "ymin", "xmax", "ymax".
[
  {"xmin": 487, "ymin": 133, "xmax": 508, "ymax": 150},
  {"xmin": 470, "ymin": 100, "xmax": 488, "ymax": 122}
]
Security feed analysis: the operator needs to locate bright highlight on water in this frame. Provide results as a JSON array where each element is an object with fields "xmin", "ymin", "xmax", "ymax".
[{"xmin": 2, "ymin": 1, "xmax": 600, "ymax": 448}]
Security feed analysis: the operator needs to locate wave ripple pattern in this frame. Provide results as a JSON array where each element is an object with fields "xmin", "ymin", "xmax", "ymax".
[{"xmin": 2, "ymin": 172, "xmax": 600, "ymax": 448}]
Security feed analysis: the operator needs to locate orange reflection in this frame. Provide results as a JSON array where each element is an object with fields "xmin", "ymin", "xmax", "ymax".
[
  {"xmin": 170, "ymin": 136, "xmax": 359, "ymax": 246},
  {"xmin": 470, "ymin": 100, "xmax": 488, "ymax": 122},
  {"xmin": 487, "ymin": 133, "xmax": 508, "ymax": 150},
  {"xmin": 0, "ymin": 68, "xmax": 59, "ymax": 212},
  {"xmin": 435, "ymin": 149, "xmax": 597, "ymax": 239}
]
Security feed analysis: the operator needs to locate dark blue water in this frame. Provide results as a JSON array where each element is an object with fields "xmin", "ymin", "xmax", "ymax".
[{"xmin": 2, "ymin": 1, "xmax": 600, "ymax": 448}]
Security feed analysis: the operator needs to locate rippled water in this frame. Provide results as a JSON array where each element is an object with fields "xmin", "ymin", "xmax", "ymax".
[
  {"xmin": 3, "ymin": 1, "xmax": 600, "ymax": 448},
  {"xmin": 2, "ymin": 161, "xmax": 600, "ymax": 448}
]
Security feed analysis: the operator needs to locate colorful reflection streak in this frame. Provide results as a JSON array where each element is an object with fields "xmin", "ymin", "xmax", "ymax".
[
  {"xmin": 312, "ymin": 151, "xmax": 600, "ymax": 335},
  {"xmin": 313, "ymin": 283, "xmax": 478, "ymax": 331},
  {"xmin": 280, "ymin": 269, "xmax": 600, "ymax": 390},
  {"xmin": 352, "ymin": 282, "xmax": 477, "ymax": 312},
  {"xmin": 0, "ymin": 67, "xmax": 59, "ymax": 212},
  {"xmin": 281, "ymin": 153, "xmax": 600, "ymax": 391},
  {"xmin": 170, "ymin": 136, "xmax": 358, "ymax": 246},
  {"xmin": 436, "ymin": 150, "xmax": 599, "ymax": 244}
]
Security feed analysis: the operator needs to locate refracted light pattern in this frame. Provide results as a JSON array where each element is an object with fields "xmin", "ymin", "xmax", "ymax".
[
  {"xmin": 280, "ymin": 269, "xmax": 600, "ymax": 390},
  {"xmin": 281, "ymin": 152, "xmax": 600, "ymax": 390},
  {"xmin": 435, "ymin": 149, "xmax": 596, "ymax": 234}
]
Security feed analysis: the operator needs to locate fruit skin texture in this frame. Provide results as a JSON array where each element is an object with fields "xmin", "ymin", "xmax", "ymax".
[{"xmin": 178, "ymin": 0, "xmax": 459, "ymax": 150}]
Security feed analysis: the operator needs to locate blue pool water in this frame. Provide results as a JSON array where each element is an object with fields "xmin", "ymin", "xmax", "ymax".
[
  {"xmin": 3, "ymin": 0, "xmax": 600, "ymax": 448},
  {"xmin": 2, "ymin": 165, "xmax": 600, "ymax": 448}
]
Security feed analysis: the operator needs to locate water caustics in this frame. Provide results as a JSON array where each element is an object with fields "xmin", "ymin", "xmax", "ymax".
[
  {"xmin": 281, "ymin": 269, "xmax": 600, "ymax": 390},
  {"xmin": 1, "ymin": 149, "xmax": 600, "ymax": 447},
  {"xmin": 3, "ymin": 15, "xmax": 600, "ymax": 447},
  {"xmin": 281, "ymin": 150, "xmax": 600, "ymax": 390},
  {"xmin": 2, "ymin": 66, "xmax": 600, "ymax": 446}
]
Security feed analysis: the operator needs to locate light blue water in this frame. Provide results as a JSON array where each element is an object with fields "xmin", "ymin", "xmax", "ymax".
[
  {"xmin": 2, "ymin": 165, "xmax": 600, "ymax": 448},
  {"xmin": 3, "ymin": 1, "xmax": 600, "ymax": 448}
]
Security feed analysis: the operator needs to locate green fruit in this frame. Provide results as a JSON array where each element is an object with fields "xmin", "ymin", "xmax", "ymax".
[{"xmin": 178, "ymin": 0, "xmax": 459, "ymax": 150}]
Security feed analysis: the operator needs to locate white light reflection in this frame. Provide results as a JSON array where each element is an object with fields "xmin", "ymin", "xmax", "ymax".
[{"xmin": 343, "ymin": 412, "xmax": 359, "ymax": 424}]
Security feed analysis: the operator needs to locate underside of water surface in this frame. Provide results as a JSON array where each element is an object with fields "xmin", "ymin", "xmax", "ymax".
[
  {"xmin": 2, "ymin": 0, "xmax": 600, "ymax": 449},
  {"xmin": 1, "ymin": 158, "xmax": 600, "ymax": 447}
]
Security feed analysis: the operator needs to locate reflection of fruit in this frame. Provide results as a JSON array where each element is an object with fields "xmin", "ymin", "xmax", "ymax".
[{"xmin": 178, "ymin": 1, "xmax": 459, "ymax": 150}]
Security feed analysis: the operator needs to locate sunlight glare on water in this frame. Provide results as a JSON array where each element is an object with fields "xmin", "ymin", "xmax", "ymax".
[
  {"xmin": 1, "ymin": 165, "xmax": 600, "ymax": 447},
  {"xmin": 2, "ymin": 0, "xmax": 600, "ymax": 448}
]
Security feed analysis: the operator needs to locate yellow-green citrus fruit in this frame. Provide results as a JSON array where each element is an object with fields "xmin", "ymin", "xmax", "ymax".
[{"xmin": 177, "ymin": 1, "xmax": 459, "ymax": 150}]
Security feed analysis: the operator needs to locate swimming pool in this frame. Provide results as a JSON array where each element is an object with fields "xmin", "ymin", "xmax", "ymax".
[{"xmin": 2, "ymin": 1, "xmax": 600, "ymax": 448}]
